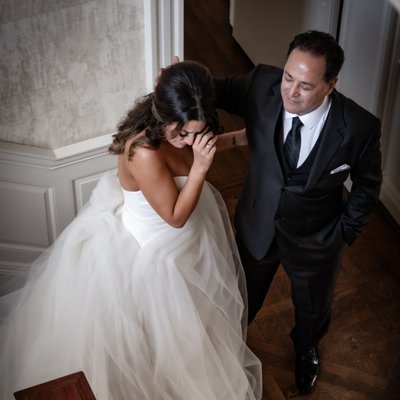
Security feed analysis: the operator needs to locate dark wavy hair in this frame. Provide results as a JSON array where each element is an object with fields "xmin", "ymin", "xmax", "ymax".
[
  {"xmin": 109, "ymin": 61, "xmax": 221, "ymax": 158},
  {"xmin": 287, "ymin": 30, "xmax": 345, "ymax": 82}
]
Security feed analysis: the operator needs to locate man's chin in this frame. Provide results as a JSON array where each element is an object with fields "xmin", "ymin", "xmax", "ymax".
[
  {"xmin": 283, "ymin": 99, "xmax": 301, "ymax": 114},
  {"xmin": 284, "ymin": 105, "xmax": 300, "ymax": 115}
]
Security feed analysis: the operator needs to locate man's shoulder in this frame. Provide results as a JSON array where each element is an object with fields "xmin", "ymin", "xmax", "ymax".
[
  {"xmin": 332, "ymin": 90, "xmax": 380, "ymax": 123},
  {"xmin": 252, "ymin": 64, "xmax": 283, "ymax": 80},
  {"xmin": 245, "ymin": 64, "xmax": 282, "ymax": 93}
]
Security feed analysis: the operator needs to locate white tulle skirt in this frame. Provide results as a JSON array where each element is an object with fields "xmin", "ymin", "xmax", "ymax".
[{"xmin": 0, "ymin": 173, "xmax": 262, "ymax": 400}]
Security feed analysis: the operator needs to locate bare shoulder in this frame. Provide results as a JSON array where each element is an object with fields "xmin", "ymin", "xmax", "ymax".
[
  {"xmin": 123, "ymin": 139, "xmax": 166, "ymax": 180},
  {"xmin": 129, "ymin": 144, "xmax": 163, "ymax": 165},
  {"xmin": 118, "ymin": 135, "xmax": 166, "ymax": 190}
]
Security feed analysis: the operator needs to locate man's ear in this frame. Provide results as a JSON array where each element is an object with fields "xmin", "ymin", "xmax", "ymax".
[{"xmin": 327, "ymin": 77, "xmax": 338, "ymax": 95}]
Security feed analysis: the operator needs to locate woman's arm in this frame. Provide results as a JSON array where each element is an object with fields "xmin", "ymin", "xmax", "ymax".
[{"xmin": 126, "ymin": 133, "xmax": 217, "ymax": 228}]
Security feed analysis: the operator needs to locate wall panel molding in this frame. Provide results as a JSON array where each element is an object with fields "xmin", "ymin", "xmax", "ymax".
[
  {"xmin": 144, "ymin": 0, "xmax": 184, "ymax": 91},
  {"xmin": 0, "ymin": 135, "xmax": 117, "ymax": 275},
  {"xmin": 73, "ymin": 170, "xmax": 117, "ymax": 212},
  {"xmin": 0, "ymin": 181, "xmax": 57, "ymax": 246}
]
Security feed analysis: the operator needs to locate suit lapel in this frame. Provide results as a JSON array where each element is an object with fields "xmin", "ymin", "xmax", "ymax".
[
  {"xmin": 265, "ymin": 85, "xmax": 285, "ymax": 182},
  {"xmin": 258, "ymin": 82, "xmax": 282, "ymax": 135},
  {"xmin": 305, "ymin": 91, "xmax": 346, "ymax": 191}
]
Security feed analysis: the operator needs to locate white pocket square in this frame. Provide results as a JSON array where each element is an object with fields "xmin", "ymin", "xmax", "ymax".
[{"xmin": 330, "ymin": 164, "xmax": 350, "ymax": 174}]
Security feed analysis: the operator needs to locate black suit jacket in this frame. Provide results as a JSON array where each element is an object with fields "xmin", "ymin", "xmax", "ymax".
[{"xmin": 215, "ymin": 64, "xmax": 382, "ymax": 261}]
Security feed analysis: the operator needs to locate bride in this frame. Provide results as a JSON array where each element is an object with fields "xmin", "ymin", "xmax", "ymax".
[{"xmin": 0, "ymin": 60, "xmax": 262, "ymax": 400}]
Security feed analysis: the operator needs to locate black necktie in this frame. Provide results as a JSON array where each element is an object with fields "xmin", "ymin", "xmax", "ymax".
[{"xmin": 284, "ymin": 116, "xmax": 303, "ymax": 170}]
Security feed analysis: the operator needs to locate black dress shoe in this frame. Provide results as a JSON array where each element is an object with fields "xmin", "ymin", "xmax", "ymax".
[{"xmin": 295, "ymin": 346, "xmax": 320, "ymax": 394}]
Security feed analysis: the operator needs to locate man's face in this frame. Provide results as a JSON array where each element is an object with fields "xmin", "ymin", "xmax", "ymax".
[{"xmin": 280, "ymin": 48, "xmax": 337, "ymax": 116}]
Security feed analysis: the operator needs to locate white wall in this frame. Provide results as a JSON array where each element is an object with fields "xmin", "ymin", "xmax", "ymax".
[
  {"xmin": 232, "ymin": 0, "xmax": 341, "ymax": 67},
  {"xmin": 0, "ymin": 0, "xmax": 146, "ymax": 149},
  {"xmin": 379, "ymin": 16, "xmax": 400, "ymax": 224},
  {"xmin": 389, "ymin": 0, "xmax": 400, "ymax": 13},
  {"xmin": 336, "ymin": 0, "xmax": 392, "ymax": 114}
]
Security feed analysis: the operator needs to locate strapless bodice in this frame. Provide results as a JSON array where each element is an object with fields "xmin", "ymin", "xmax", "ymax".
[{"xmin": 121, "ymin": 176, "xmax": 188, "ymax": 246}]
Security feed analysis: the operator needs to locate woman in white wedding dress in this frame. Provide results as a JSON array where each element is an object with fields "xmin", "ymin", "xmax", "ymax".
[{"xmin": 0, "ymin": 61, "xmax": 262, "ymax": 400}]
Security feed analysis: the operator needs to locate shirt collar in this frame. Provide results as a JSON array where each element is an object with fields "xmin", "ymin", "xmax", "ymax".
[{"xmin": 284, "ymin": 96, "xmax": 331, "ymax": 128}]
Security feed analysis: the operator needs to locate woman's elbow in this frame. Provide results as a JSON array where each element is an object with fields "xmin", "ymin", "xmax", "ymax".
[{"xmin": 164, "ymin": 216, "xmax": 188, "ymax": 229}]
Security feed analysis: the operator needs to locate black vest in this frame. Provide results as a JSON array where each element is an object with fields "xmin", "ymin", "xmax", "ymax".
[{"xmin": 276, "ymin": 117, "xmax": 324, "ymax": 187}]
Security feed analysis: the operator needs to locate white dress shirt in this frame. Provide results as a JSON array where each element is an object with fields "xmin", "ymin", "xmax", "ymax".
[{"xmin": 283, "ymin": 96, "xmax": 332, "ymax": 168}]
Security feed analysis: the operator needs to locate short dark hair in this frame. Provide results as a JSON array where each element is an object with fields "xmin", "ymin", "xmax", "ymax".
[{"xmin": 287, "ymin": 30, "xmax": 345, "ymax": 82}]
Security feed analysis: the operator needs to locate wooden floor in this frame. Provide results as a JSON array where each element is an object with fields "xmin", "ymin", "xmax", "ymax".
[{"xmin": 185, "ymin": 1, "xmax": 400, "ymax": 399}]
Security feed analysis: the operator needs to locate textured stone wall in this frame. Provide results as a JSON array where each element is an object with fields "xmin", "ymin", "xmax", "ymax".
[{"xmin": 0, "ymin": 0, "xmax": 146, "ymax": 149}]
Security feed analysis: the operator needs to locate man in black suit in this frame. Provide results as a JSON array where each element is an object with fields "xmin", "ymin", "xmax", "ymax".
[{"xmin": 214, "ymin": 30, "xmax": 382, "ymax": 394}]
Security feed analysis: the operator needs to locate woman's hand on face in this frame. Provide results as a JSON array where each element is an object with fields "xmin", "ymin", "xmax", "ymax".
[{"xmin": 191, "ymin": 131, "xmax": 217, "ymax": 174}]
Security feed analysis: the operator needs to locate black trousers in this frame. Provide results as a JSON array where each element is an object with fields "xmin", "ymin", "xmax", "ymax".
[{"xmin": 236, "ymin": 235, "xmax": 343, "ymax": 352}]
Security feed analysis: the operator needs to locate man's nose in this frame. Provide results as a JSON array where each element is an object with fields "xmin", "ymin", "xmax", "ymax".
[{"xmin": 288, "ymin": 83, "xmax": 299, "ymax": 97}]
